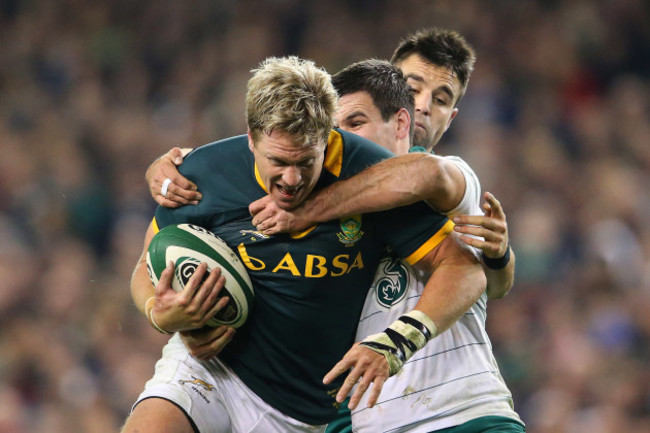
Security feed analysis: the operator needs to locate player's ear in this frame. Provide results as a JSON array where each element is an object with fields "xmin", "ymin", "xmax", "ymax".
[
  {"xmin": 247, "ymin": 129, "xmax": 255, "ymax": 153},
  {"xmin": 446, "ymin": 108, "xmax": 459, "ymax": 129},
  {"xmin": 395, "ymin": 107, "xmax": 411, "ymax": 141}
]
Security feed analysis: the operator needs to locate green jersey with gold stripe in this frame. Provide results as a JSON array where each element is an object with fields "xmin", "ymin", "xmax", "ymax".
[{"xmin": 153, "ymin": 129, "xmax": 453, "ymax": 425}]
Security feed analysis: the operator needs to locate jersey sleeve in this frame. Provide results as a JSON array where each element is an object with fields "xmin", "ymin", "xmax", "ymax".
[
  {"xmin": 336, "ymin": 129, "xmax": 395, "ymax": 179},
  {"xmin": 441, "ymin": 156, "xmax": 483, "ymax": 219},
  {"xmin": 368, "ymin": 201, "xmax": 454, "ymax": 266}
]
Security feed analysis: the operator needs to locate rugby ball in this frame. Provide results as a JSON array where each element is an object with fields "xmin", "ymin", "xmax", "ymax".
[{"xmin": 146, "ymin": 223, "xmax": 254, "ymax": 328}]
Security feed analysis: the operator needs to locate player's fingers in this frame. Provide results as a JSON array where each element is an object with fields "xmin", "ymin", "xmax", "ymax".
[
  {"xmin": 251, "ymin": 210, "xmax": 270, "ymax": 227},
  {"xmin": 252, "ymin": 208, "xmax": 275, "ymax": 228},
  {"xmin": 178, "ymin": 147, "xmax": 193, "ymax": 161},
  {"xmin": 481, "ymin": 202, "xmax": 493, "ymax": 219},
  {"xmin": 188, "ymin": 326, "xmax": 234, "ymax": 360},
  {"xmin": 167, "ymin": 147, "xmax": 185, "ymax": 165},
  {"xmin": 179, "ymin": 262, "xmax": 208, "ymax": 304},
  {"xmin": 484, "ymin": 192, "xmax": 505, "ymax": 220},
  {"xmin": 452, "ymin": 214, "xmax": 483, "ymax": 226},
  {"xmin": 261, "ymin": 225, "xmax": 281, "ymax": 236},
  {"xmin": 454, "ymin": 214, "xmax": 504, "ymax": 233},
  {"xmin": 180, "ymin": 325, "xmax": 214, "ymax": 342},
  {"xmin": 459, "ymin": 235, "xmax": 503, "ymax": 257},
  {"xmin": 165, "ymin": 178, "xmax": 201, "ymax": 200},
  {"xmin": 194, "ymin": 269, "xmax": 223, "ymax": 314},
  {"xmin": 164, "ymin": 188, "xmax": 201, "ymax": 205},
  {"xmin": 323, "ymin": 359, "xmax": 352, "ymax": 385},
  {"xmin": 458, "ymin": 235, "xmax": 488, "ymax": 250},
  {"xmin": 194, "ymin": 266, "xmax": 222, "ymax": 307},
  {"xmin": 206, "ymin": 294, "xmax": 231, "ymax": 322},
  {"xmin": 454, "ymin": 224, "xmax": 502, "ymax": 242},
  {"xmin": 249, "ymin": 195, "xmax": 273, "ymax": 217},
  {"xmin": 156, "ymin": 261, "xmax": 175, "ymax": 295},
  {"xmin": 347, "ymin": 376, "xmax": 371, "ymax": 410},
  {"xmin": 336, "ymin": 367, "xmax": 364, "ymax": 403},
  {"xmin": 365, "ymin": 376, "xmax": 386, "ymax": 408},
  {"xmin": 156, "ymin": 197, "xmax": 184, "ymax": 208},
  {"xmin": 167, "ymin": 174, "xmax": 200, "ymax": 196},
  {"xmin": 210, "ymin": 327, "xmax": 236, "ymax": 355},
  {"xmin": 202, "ymin": 275, "xmax": 229, "ymax": 322},
  {"xmin": 194, "ymin": 327, "xmax": 236, "ymax": 360}
]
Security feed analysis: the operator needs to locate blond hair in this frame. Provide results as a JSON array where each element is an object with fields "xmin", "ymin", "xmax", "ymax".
[{"xmin": 246, "ymin": 56, "xmax": 337, "ymax": 146}]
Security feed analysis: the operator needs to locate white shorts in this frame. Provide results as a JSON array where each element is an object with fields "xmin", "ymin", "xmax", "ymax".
[{"xmin": 133, "ymin": 334, "xmax": 325, "ymax": 433}]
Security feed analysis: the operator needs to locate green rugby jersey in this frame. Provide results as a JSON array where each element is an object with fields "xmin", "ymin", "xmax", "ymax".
[{"xmin": 153, "ymin": 129, "xmax": 453, "ymax": 424}]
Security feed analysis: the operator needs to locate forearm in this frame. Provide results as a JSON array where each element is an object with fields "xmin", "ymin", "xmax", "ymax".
[
  {"xmin": 355, "ymin": 234, "xmax": 484, "ymax": 379},
  {"xmin": 414, "ymin": 255, "xmax": 486, "ymax": 335},
  {"xmin": 301, "ymin": 153, "xmax": 458, "ymax": 222},
  {"xmin": 485, "ymin": 247, "xmax": 516, "ymax": 299},
  {"xmin": 411, "ymin": 232, "xmax": 486, "ymax": 334},
  {"xmin": 131, "ymin": 258, "xmax": 155, "ymax": 315}
]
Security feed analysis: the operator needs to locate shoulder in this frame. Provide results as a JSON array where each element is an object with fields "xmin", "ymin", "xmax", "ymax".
[
  {"xmin": 329, "ymin": 129, "xmax": 394, "ymax": 178},
  {"xmin": 183, "ymin": 135, "xmax": 249, "ymax": 166},
  {"xmin": 440, "ymin": 155, "xmax": 482, "ymax": 217},
  {"xmin": 178, "ymin": 135, "xmax": 251, "ymax": 178},
  {"xmin": 440, "ymin": 155, "xmax": 478, "ymax": 179}
]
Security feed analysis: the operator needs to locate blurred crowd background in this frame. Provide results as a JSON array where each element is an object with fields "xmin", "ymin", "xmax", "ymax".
[{"xmin": 1, "ymin": 0, "xmax": 649, "ymax": 432}]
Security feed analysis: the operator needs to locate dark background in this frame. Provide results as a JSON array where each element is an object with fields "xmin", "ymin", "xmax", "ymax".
[{"xmin": 0, "ymin": 1, "xmax": 649, "ymax": 432}]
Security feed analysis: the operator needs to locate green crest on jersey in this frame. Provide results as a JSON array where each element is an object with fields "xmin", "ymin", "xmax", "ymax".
[
  {"xmin": 375, "ymin": 257, "xmax": 410, "ymax": 308},
  {"xmin": 337, "ymin": 215, "xmax": 364, "ymax": 246}
]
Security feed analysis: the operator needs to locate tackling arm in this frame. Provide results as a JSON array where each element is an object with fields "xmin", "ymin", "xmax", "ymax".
[
  {"xmin": 250, "ymin": 154, "xmax": 516, "ymax": 299},
  {"xmin": 250, "ymin": 152, "xmax": 463, "ymax": 232},
  {"xmin": 324, "ymin": 231, "xmax": 486, "ymax": 410},
  {"xmin": 267, "ymin": 152, "xmax": 463, "ymax": 223},
  {"xmin": 410, "ymin": 231, "xmax": 486, "ymax": 332}
]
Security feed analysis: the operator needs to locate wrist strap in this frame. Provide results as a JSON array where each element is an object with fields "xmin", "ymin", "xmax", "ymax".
[
  {"xmin": 360, "ymin": 310, "xmax": 437, "ymax": 376},
  {"xmin": 482, "ymin": 242, "xmax": 511, "ymax": 270},
  {"xmin": 145, "ymin": 296, "xmax": 172, "ymax": 335}
]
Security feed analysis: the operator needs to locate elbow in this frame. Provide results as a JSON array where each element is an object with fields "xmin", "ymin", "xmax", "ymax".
[{"xmin": 419, "ymin": 156, "xmax": 458, "ymax": 211}]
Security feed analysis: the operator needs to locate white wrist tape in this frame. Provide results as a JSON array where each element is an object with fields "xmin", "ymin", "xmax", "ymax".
[{"xmin": 360, "ymin": 310, "xmax": 438, "ymax": 376}]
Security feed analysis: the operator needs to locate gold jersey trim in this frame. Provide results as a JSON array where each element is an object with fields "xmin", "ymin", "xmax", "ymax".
[
  {"xmin": 290, "ymin": 225, "xmax": 317, "ymax": 239},
  {"xmin": 404, "ymin": 220, "xmax": 455, "ymax": 265},
  {"xmin": 324, "ymin": 130, "xmax": 343, "ymax": 177},
  {"xmin": 152, "ymin": 217, "xmax": 160, "ymax": 234},
  {"xmin": 254, "ymin": 163, "xmax": 268, "ymax": 193}
]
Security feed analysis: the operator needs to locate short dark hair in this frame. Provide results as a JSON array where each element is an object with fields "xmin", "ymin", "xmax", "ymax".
[
  {"xmin": 332, "ymin": 59, "xmax": 415, "ymax": 128},
  {"xmin": 391, "ymin": 27, "xmax": 476, "ymax": 105}
]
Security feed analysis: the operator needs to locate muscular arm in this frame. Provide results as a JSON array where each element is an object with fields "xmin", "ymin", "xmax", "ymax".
[
  {"xmin": 262, "ymin": 153, "xmax": 465, "ymax": 222},
  {"xmin": 325, "ymin": 231, "xmax": 486, "ymax": 410},
  {"xmin": 251, "ymin": 155, "xmax": 516, "ymax": 299},
  {"xmin": 411, "ymin": 232, "xmax": 486, "ymax": 334}
]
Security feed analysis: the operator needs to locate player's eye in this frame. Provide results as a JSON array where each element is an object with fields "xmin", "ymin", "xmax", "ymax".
[
  {"xmin": 270, "ymin": 158, "xmax": 288, "ymax": 167},
  {"xmin": 298, "ymin": 159, "xmax": 315, "ymax": 168}
]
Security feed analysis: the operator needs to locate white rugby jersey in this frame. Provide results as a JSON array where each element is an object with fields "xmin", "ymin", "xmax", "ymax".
[{"xmin": 351, "ymin": 156, "xmax": 522, "ymax": 433}]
